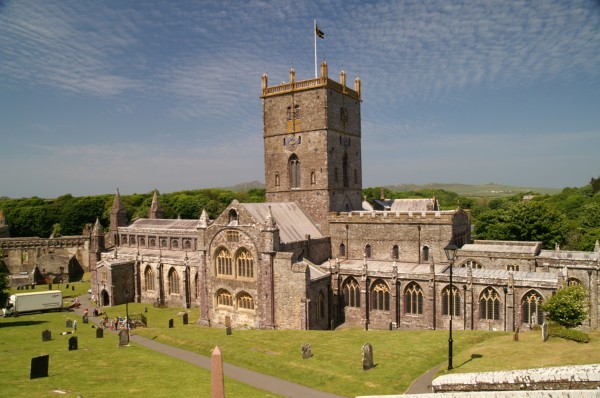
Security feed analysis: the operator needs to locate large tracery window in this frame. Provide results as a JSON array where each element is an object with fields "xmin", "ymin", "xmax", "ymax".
[
  {"xmin": 404, "ymin": 282, "xmax": 424, "ymax": 315},
  {"xmin": 168, "ymin": 268, "xmax": 180, "ymax": 295},
  {"xmin": 480, "ymin": 287, "xmax": 501, "ymax": 320},
  {"xmin": 522, "ymin": 290, "xmax": 544, "ymax": 325},
  {"xmin": 216, "ymin": 248, "xmax": 233, "ymax": 276},
  {"xmin": 343, "ymin": 278, "xmax": 360, "ymax": 308},
  {"xmin": 289, "ymin": 155, "xmax": 300, "ymax": 189},
  {"xmin": 236, "ymin": 249, "xmax": 254, "ymax": 279},
  {"xmin": 370, "ymin": 280, "xmax": 390, "ymax": 311},
  {"xmin": 441, "ymin": 285, "xmax": 461, "ymax": 316},
  {"xmin": 144, "ymin": 266, "xmax": 155, "ymax": 291},
  {"xmin": 237, "ymin": 291, "xmax": 254, "ymax": 310},
  {"xmin": 217, "ymin": 289, "xmax": 233, "ymax": 307}
]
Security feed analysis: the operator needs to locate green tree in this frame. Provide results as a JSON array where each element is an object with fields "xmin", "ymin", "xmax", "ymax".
[
  {"xmin": 0, "ymin": 271, "xmax": 9, "ymax": 309},
  {"xmin": 475, "ymin": 201, "xmax": 568, "ymax": 249},
  {"xmin": 542, "ymin": 285, "xmax": 589, "ymax": 328}
]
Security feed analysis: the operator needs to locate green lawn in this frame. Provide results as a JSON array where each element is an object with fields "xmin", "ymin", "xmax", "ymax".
[
  {"xmin": 0, "ymin": 303, "xmax": 277, "ymax": 397},
  {"xmin": 117, "ymin": 301, "xmax": 500, "ymax": 397}
]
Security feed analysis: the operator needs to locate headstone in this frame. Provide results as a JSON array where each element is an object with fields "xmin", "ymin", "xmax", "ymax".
[
  {"xmin": 144, "ymin": 307, "xmax": 148, "ymax": 313},
  {"xmin": 66, "ymin": 284, "xmax": 69, "ymax": 288},
  {"xmin": 48, "ymin": 284, "xmax": 52, "ymax": 290},
  {"xmin": 362, "ymin": 343, "xmax": 374, "ymax": 370},
  {"xmin": 168, "ymin": 318, "xmax": 174, "ymax": 328},
  {"xmin": 31, "ymin": 284, "xmax": 35, "ymax": 289},
  {"xmin": 183, "ymin": 313, "xmax": 189, "ymax": 325},
  {"xmin": 72, "ymin": 286, "xmax": 75, "ymax": 291},
  {"xmin": 83, "ymin": 314, "xmax": 89, "ymax": 324},
  {"xmin": 301, "ymin": 343, "xmax": 313, "ymax": 359},
  {"xmin": 68, "ymin": 336, "xmax": 78, "ymax": 351},
  {"xmin": 513, "ymin": 326, "xmax": 520, "ymax": 342},
  {"xmin": 42, "ymin": 330, "xmax": 52, "ymax": 342},
  {"xmin": 118, "ymin": 329, "xmax": 129, "ymax": 347},
  {"xmin": 30, "ymin": 354, "xmax": 49, "ymax": 379},
  {"xmin": 96, "ymin": 328, "xmax": 104, "ymax": 338},
  {"xmin": 66, "ymin": 319, "xmax": 73, "ymax": 328},
  {"xmin": 211, "ymin": 346, "xmax": 225, "ymax": 398},
  {"xmin": 542, "ymin": 322, "xmax": 549, "ymax": 342},
  {"xmin": 225, "ymin": 316, "xmax": 232, "ymax": 336}
]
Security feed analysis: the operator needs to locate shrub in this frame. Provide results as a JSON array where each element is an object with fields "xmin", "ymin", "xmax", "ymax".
[
  {"xmin": 548, "ymin": 323, "xmax": 589, "ymax": 343},
  {"xmin": 542, "ymin": 285, "xmax": 588, "ymax": 328}
]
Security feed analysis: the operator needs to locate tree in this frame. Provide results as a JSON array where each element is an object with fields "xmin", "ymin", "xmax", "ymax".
[
  {"xmin": 0, "ymin": 271, "xmax": 9, "ymax": 309},
  {"xmin": 475, "ymin": 201, "xmax": 569, "ymax": 249},
  {"xmin": 542, "ymin": 285, "xmax": 589, "ymax": 328}
]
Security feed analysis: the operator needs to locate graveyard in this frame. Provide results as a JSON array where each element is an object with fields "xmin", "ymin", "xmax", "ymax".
[{"xmin": 2, "ymin": 284, "xmax": 600, "ymax": 397}]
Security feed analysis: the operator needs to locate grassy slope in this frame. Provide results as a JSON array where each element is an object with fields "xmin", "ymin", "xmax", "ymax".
[{"xmin": 384, "ymin": 182, "xmax": 561, "ymax": 197}]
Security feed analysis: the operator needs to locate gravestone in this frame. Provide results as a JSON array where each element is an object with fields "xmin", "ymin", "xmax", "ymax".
[
  {"xmin": 225, "ymin": 316, "xmax": 232, "ymax": 336},
  {"xmin": 362, "ymin": 343, "xmax": 373, "ymax": 370},
  {"xmin": 31, "ymin": 284, "xmax": 35, "ymax": 289},
  {"xmin": 183, "ymin": 313, "xmax": 188, "ymax": 325},
  {"xmin": 513, "ymin": 326, "xmax": 520, "ymax": 342},
  {"xmin": 211, "ymin": 346, "xmax": 225, "ymax": 398},
  {"xmin": 30, "ymin": 354, "xmax": 49, "ymax": 379},
  {"xmin": 68, "ymin": 336, "xmax": 78, "ymax": 351},
  {"xmin": 144, "ymin": 307, "xmax": 148, "ymax": 313},
  {"xmin": 48, "ymin": 284, "xmax": 52, "ymax": 290},
  {"xmin": 118, "ymin": 329, "xmax": 129, "ymax": 347},
  {"xmin": 72, "ymin": 286, "xmax": 75, "ymax": 291},
  {"xmin": 83, "ymin": 314, "xmax": 89, "ymax": 324},
  {"xmin": 66, "ymin": 284, "xmax": 69, "ymax": 288},
  {"xmin": 301, "ymin": 343, "xmax": 313, "ymax": 359},
  {"xmin": 66, "ymin": 319, "xmax": 73, "ymax": 328},
  {"xmin": 168, "ymin": 318, "xmax": 174, "ymax": 328},
  {"xmin": 542, "ymin": 322, "xmax": 549, "ymax": 342},
  {"xmin": 96, "ymin": 328, "xmax": 104, "ymax": 338},
  {"xmin": 42, "ymin": 330, "xmax": 52, "ymax": 342}
]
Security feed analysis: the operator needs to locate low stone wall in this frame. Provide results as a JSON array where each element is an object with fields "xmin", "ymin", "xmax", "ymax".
[
  {"xmin": 358, "ymin": 391, "xmax": 600, "ymax": 398},
  {"xmin": 431, "ymin": 364, "xmax": 600, "ymax": 393}
]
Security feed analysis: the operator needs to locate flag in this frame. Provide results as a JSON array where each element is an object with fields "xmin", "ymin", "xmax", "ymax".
[{"xmin": 316, "ymin": 25, "xmax": 325, "ymax": 39}]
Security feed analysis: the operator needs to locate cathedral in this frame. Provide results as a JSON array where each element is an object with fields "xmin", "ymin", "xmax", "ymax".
[{"xmin": 80, "ymin": 62, "xmax": 598, "ymax": 331}]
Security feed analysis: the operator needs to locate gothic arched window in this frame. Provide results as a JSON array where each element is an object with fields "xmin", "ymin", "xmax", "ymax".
[
  {"xmin": 422, "ymin": 246, "xmax": 429, "ymax": 262},
  {"xmin": 216, "ymin": 289, "xmax": 233, "ymax": 307},
  {"xmin": 404, "ymin": 282, "xmax": 424, "ymax": 315},
  {"xmin": 522, "ymin": 290, "xmax": 544, "ymax": 325},
  {"xmin": 392, "ymin": 245, "xmax": 399, "ymax": 260},
  {"xmin": 442, "ymin": 285, "xmax": 461, "ymax": 316},
  {"xmin": 339, "ymin": 243, "xmax": 346, "ymax": 257},
  {"xmin": 480, "ymin": 287, "xmax": 501, "ymax": 320},
  {"xmin": 342, "ymin": 278, "xmax": 360, "ymax": 308},
  {"xmin": 215, "ymin": 248, "xmax": 233, "ymax": 276},
  {"xmin": 236, "ymin": 248, "xmax": 254, "ymax": 279},
  {"xmin": 144, "ymin": 266, "xmax": 155, "ymax": 291},
  {"xmin": 289, "ymin": 155, "xmax": 300, "ymax": 189},
  {"xmin": 168, "ymin": 268, "xmax": 179, "ymax": 295},
  {"xmin": 237, "ymin": 291, "xmax": 254, "ymax": 310},
  {"xmin": 365, "ymin": 244, "xmax": 372, "ymax": 258},
  {"xmin": 370, "ymin": 280, "xmax": 390, "ymax": 311}
]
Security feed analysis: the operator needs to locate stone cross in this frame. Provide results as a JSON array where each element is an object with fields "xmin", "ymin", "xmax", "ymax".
[{"xmin": 211, "ymin": 346, "xmax": 225, "ymax": 398}]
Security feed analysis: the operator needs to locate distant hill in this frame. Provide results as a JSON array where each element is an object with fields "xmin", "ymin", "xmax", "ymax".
[
  {"xmin": 383, "ymin": 182, "xmax": 562, "ymax": 197},
  {"xmin": 221, "ymin": 180, "xmax": 265, "ymax": 192}
]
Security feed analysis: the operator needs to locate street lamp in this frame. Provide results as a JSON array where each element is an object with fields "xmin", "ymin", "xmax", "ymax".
[{"xmin": 444, "ymin": 242, "xmax": 458, "ymax": 371}]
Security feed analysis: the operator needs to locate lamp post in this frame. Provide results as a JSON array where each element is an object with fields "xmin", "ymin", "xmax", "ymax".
[{"xmin": 444, "ymin": 243, "xmax": 458, "ymax": 371}]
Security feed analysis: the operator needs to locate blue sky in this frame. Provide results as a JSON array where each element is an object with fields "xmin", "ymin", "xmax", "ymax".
[{"xmin": 1, "ymin": 0, "xmax": 599, "ymax": 198}]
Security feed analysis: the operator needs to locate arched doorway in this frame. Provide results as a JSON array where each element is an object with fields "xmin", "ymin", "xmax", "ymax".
[{"xmin": 101, "ymin": 289, "xmax": 110, "ymax": 306}]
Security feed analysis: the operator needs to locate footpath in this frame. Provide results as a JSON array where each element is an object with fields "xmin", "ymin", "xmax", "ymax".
[{"xmin": 72, "ymin": 295, "xmax": 345, "ymax": 398}]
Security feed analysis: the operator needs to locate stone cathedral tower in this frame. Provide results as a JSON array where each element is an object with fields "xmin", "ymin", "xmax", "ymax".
[{"xmin": 261, "ymin": 61, "xmax": 362, "ymax": 233}]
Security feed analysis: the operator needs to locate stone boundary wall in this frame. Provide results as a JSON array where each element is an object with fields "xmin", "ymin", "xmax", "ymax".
[
  {"xmin": 358, "ymin": 390, "xmax": 600, "ymax": 398},
  {"xmin": 431, "ymin": 364, "xmax": 600, "ymax": 393}
]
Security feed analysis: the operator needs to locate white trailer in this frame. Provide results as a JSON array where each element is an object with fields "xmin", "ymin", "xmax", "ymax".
[{"xmin": 3, "ymin": 290, "xmax": 63, "ymax": 317}]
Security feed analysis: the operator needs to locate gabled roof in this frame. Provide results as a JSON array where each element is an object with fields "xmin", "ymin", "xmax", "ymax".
[
  {"xmin": 240, "ymin": 202, "xmax": 323, "ymax": 243},
  {"xmin": 390, "ymin": 198, "xmax": 438, "ymax": 212}
]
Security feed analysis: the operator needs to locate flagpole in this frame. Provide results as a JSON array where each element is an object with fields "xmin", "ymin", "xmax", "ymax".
[{"xmin": 314, "ymin": 19, "xmax": 318, "ymax": 78}]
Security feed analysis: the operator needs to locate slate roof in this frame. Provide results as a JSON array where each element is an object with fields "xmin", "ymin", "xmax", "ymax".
[
  {"xmin": 241, "ymin": 202, "xmax": 323, "ymax": 243},
  {"xmin": 124, "ymin": 218, "xmax": 199, "ymax": 232},
  {"xmin": 390, "ymin": 198, "xmax": 438, "ymax": 212}
]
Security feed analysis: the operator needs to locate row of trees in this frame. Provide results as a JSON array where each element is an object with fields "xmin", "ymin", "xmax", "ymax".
[{"xmin": 0, "ymin": 178, "xmax": 598, "ymax": 251}]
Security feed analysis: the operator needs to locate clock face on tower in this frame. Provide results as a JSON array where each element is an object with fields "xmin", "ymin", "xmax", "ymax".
[{"xmin": 286, "ymin": 137, "xmax": 297, "ymax": 151}]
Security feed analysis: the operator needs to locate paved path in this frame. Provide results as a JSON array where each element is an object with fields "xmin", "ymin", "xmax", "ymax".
[
  {"xmin": 405, "ymin": 364, "xmax": 441, "ymax": 394},
  {"xmin": 73, "ymin": 295, "xmax": 343, "ymax": 398}
]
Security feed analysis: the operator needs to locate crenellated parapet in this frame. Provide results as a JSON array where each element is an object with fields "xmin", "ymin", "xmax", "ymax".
[
  {"xmin": 329, "ymin": 210, "xmax": 457, "ymax": 224},
  {"xmin": 261, "ymin": 61, "xmax": 361, "ymax": 101},
  {"xmin": 0, "ymin": 235, "xmax": 88, "ymax": 249}
]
